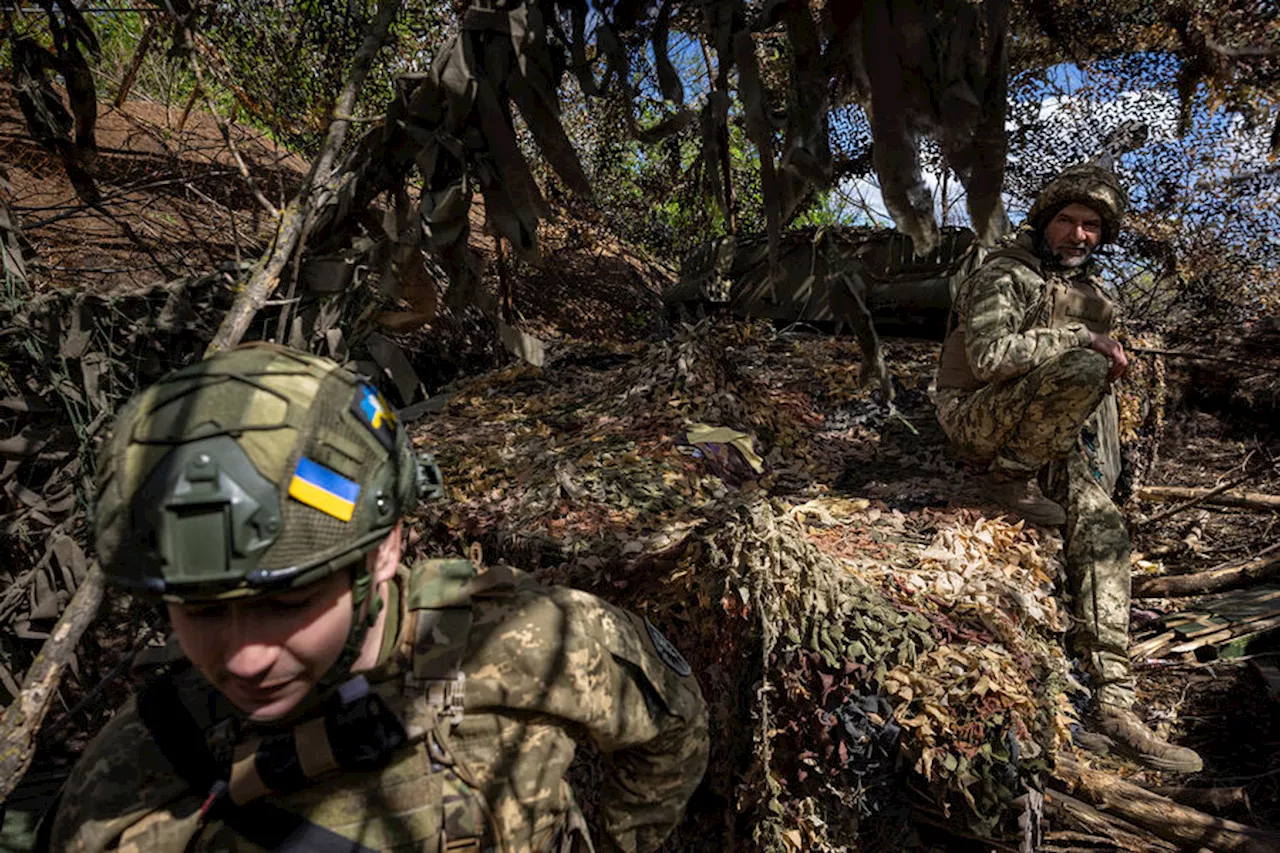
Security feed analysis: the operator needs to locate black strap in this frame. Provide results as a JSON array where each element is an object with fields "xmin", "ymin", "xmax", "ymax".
[{"xmin": 137, "ymin": 675, "xmax": 380, "ymax": 853}]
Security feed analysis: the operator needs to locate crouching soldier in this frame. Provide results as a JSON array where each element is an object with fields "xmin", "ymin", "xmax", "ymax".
[
  {"xmin": 50, "ymin": 344, "xmax": 709, "ymax": 852},
  {"xmin": 932, "ymin": 164, "xmax": 1202, "ymax": 774}
]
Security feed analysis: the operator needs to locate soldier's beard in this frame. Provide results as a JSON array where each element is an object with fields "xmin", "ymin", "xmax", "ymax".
[
  {"xmin": 1054, "ymin": 244, "xmax": 1093, "ymax": 268},
  {"xmin": 1037, "ymin": 233, "xmax": 1093, "ymax": 269}
]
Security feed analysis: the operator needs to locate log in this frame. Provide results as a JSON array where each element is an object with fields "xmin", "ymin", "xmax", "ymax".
[
  {"xmin": 1054, "ymin": 756, "xmax": 1280, "ymax": 853},
  {"xmin": 1133, "ymin": 552, "xmax": 1280, "ymax": 598},
  {"xmin": 1136, "ymin": 458, "xmax": 1279, "ymax": 528},
  {"xmin": 0, "ymin": 564, "xmax": 105, "ymax": 804},
  {"xmin": 1137, "ymin": 486, "xmax": 1280, "ymax": 513},
  {"xmin": 1148, "ymin": 786, "xmax": 1251, "ymax": 815},
  {"xmin": 1045, "ymin": 788, "xmax": 1179, "ymax": 852}
]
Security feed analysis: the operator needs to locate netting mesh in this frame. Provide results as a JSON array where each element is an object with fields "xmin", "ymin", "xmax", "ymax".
[{"xmin": 199, "ymin": 0, "xmax": 456, "ymax": 156}]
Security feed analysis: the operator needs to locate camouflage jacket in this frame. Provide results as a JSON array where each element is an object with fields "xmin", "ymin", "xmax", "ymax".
[
  {"xmin": 934, "ymin": 230, "xmax": 1110, "ymax": 406},
  {"xmin": 50, "ymin": 559, "xmax": 709, "ymax": 853}
]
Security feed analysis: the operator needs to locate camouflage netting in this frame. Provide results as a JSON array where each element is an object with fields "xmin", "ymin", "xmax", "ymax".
[
  {"xmin": 411, "ymin": 319, "xmax": 1125, "ymax": 848},
  {"xmin": 0, "ymin": 277, "xmax": 234, "ymax": 701},
  {"xmin": 0, "ymin": 264, "xmax": 1185, "ymax": 848},
  {"xmin": 0, "ymin": 272, "xmax": 443, "ymax": 702}
]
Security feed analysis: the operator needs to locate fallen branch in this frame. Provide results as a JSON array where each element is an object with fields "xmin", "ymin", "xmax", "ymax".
[
  {"xmin": 0, "ymin": 564, "xmax": 105, "ymax": 805},
  {"xmin": 1133, "ymin": 545, "xmax": 1280, "ymax": 598},
  {"xmin": 204, "ymin": 0, "xmax": 402, "ymax": 355},
  {"xmin": 112, "ymin": 19, "xmax": 157, "ymax": 108},
  {"xmin": 1129, "ymin": 346, "xmax": 1275, "ymax": 374},
  {"xmin": 1054, "ymin": 756, "xmax": 1280, "ymax": 853},
  {"xmin": 188, "ymin": 51, "xmax": 279, "ymax": 218},
  {"xmin": 1138, "ymin": 485, "xmax": 1280, "ymax": 513},
  {"xmin": 1135, "ymin": 458, "xmax": 1279, "ymax": 527}
]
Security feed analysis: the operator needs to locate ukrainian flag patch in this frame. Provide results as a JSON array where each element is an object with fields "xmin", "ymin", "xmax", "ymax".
[
  {"xmin": 350, "ymin": 382, "xmax": 397, "ymax": 451},
  {"xmin": 289, "ymin": 457, "xmax": 361, "ymax": 522}
]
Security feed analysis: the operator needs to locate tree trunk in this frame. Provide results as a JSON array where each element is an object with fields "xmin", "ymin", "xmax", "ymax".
[{"xmin": 0, "ymin": 564, "xmax": 105, "ymax": 804}]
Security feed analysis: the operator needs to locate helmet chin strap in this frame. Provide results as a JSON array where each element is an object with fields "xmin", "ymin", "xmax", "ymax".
[{"xmin": 314, "ymin": 558, "xmax": 387, "ymax": 695}]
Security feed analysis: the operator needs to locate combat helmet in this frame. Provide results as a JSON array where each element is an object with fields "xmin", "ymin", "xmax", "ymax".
[
  {"xmin": 94, "ymin": 343, "xmax": 442, "ymax": 603},
  {"xmin": 1027, "ymin": 162, "xmax": 1128, "ymax": 245}
]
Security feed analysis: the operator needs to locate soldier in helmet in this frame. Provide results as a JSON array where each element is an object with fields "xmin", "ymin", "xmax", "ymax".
[
  {"xmin": 50, "ymin": 344, "xmax": 709, "ymax": 852},
  {"xmin": 932, "ymin": 164, "xmax": 1203, "ymax": 774}
]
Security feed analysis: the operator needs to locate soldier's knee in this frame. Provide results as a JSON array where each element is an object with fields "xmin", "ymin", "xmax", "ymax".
[{"xmin": 1049, "ymin": 348, "xmax": 1110, "ymax": 387}]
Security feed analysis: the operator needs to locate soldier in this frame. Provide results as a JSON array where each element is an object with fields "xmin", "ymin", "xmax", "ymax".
[
  {"xmin": 932, "ymin": 164, "xmax": 1203, "ymax": 774},
  {"xmin": 50, "ymin": 344, "xmax": 709, "ymax": 852}
]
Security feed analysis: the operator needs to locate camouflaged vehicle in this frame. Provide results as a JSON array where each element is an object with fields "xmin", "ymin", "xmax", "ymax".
[
  {"xmin": 665, "ymin": 226, "xmax": 985, "ymax": 399},
  {"xmin": 665, "ymin": 225, "xmax": 983, "ymax": 337}
]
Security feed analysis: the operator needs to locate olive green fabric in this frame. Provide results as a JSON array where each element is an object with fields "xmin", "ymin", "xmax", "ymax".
[
  {"xmin": 49, "ymin": 558, "xmax": 710, "ymax": 853},
  {"xmin": 1026, "ymin": 162, "xmax": 1128, "ymax": 245},
  {"xmin": 94, "ymin": 344, "xmax": 417, "ymax": 601}
]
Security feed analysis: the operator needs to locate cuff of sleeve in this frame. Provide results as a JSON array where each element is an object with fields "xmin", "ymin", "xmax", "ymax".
[{"xmin": 1072, "ymin": 325, "xmax": 1093, "ymax": 347}]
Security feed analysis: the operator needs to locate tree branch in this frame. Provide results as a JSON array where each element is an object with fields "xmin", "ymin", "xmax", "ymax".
[
  {"xmin": 1135, "ymin": 458, "xmax": 1279, "ymax": 527},
  {"xmin": 205, "ymin": 0, "xmax": 403, "ymax": 356},
  {"xmin": 1137, "ymin": 485, "xmax": 1280, "ymax": 513},
  {"xmin": 0, "ymin": 564, "xmax": 105, "ymax": 804},
  {"xmin": 1129, "ymin": 346, "xmax": 1275, "ymax": 374},
  {"xmin": 1133, "ymin": 543, "xmax": 1280, "ymax": 598},
  {"xmin": 186, "ymin": 52, "xmax": 278, "ymax": 218}
]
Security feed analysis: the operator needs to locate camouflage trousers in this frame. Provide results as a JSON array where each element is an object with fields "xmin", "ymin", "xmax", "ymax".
[
  {"xmin": 934, "ymin": 349, "xmax": 1110, "ymax": 473},
  {"xmin": 937, "ymin": 349, "xmax": 1135, "ymax": 707}
]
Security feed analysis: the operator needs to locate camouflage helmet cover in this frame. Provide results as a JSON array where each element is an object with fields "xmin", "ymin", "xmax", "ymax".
[
  {"xmin": 1027, "ymin": 162, "xmax": 1128, "ymax": 245},
  {"xmin": 95, "ymin": 344, "xmax": 431, "ymax": 602}
]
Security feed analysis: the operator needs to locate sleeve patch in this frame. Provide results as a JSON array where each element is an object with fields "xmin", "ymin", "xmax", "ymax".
[{"xmin": 644, "ymin": 618, "xmax": 692, "ymax": 677}]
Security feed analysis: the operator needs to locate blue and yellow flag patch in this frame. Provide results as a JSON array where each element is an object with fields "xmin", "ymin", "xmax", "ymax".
[
  {"xmin": 350, "ymin": 382, "xmax": 397, "ymax": 451},
  {"xmin": 289, "ymin": 457, "xmax": 361, "ymax": 522}
]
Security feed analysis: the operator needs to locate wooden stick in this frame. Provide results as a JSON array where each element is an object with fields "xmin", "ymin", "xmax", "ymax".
[
  {"xmin": 1054, "ymin": 756, "xmax": 1280, "ymax": 853},
  {"xmin": 1129, "ymin": 346, "xmax": 1274, "ymax": 374},
  {"xmin": 176, "ymin": 85, "xmax": 201, "ymax": 133},
  {"xmin": 112, "ymin": 19, "xmax": 157, "ymax": 108},
  {"xmin": 1133, "ymin": 550, "xmax": 1280, "ymax": 598},
  {"xmin": 187, "ymin": 53, "xmax": 278, "ymax": 218},
  {"xmin": 1138, "ymin": 486, "xmax": 1280, "ymax": 513},
  {"xmin": 0, "ymin": 564, "xmax": 105, "ymax": 804},
  {"xmin": 1136, "ymin": 459, "xmax": 1279, "ymax": 527},
  {"xmin": 204, "ymin": 0, "xmax": 402, "ymax": 355}
]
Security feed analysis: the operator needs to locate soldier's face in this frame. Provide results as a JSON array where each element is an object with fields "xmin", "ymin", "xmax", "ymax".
[
  {"xmin": 1043, "ymin": 203, "xmax": 1103, "ymax": 268},
  {"xmin": 167, "ymin": 569, "xmax": 354, "ymax": 721}
]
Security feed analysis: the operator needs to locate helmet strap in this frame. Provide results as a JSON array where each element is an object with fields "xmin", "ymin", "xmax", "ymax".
[{"xmin": 314, "ymin": 561, "xmax": 384, "ymax": 693}]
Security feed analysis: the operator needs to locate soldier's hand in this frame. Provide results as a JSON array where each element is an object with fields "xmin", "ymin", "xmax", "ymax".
[{"xmin": 1087, "ymin": 331, "xmax": 1129, "ymax": 381}]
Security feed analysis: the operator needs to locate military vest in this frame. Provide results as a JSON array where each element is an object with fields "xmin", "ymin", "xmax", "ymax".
[
  {"xmin": 125, "ymin": 558, "xmax": 522, "ymax": 853},
  {"xmin": 935, "ymin": 245, "xmax": 1115, "ymax": 392}
]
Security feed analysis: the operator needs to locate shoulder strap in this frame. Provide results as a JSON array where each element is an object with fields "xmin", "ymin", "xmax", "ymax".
[
  {"xmin": 135, "ymin": 674, "xmax": 394, "ymax": 853},
  {"xmin": 982, "ymin": 244, "xmax": 1042, "ymax": 274},
  {"xmin": 402, "ymin": 559, "xmax": 521, "ymax": 725}
]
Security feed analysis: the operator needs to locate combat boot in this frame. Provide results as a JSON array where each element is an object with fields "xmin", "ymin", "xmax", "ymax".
[
  {"xmin": 979, "ymin": 474, "xmax": 1066, "ymax": 527},
  {"xmin": 1076, "ymin": 705, "xmax": 1203, "ymax": 773}
]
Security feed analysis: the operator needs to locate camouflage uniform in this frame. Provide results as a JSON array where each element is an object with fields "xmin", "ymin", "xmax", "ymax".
[
  {"xmin": 50, "ymin": 558, "xmax": 710, "ymax": 853},
  {"xmin": 50, "ymin": 345, "xmax": 709, "ymax": 852},
  {"xmin": 933, "ymin": 228, "xmax": 1135, "ymax": 709}
]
